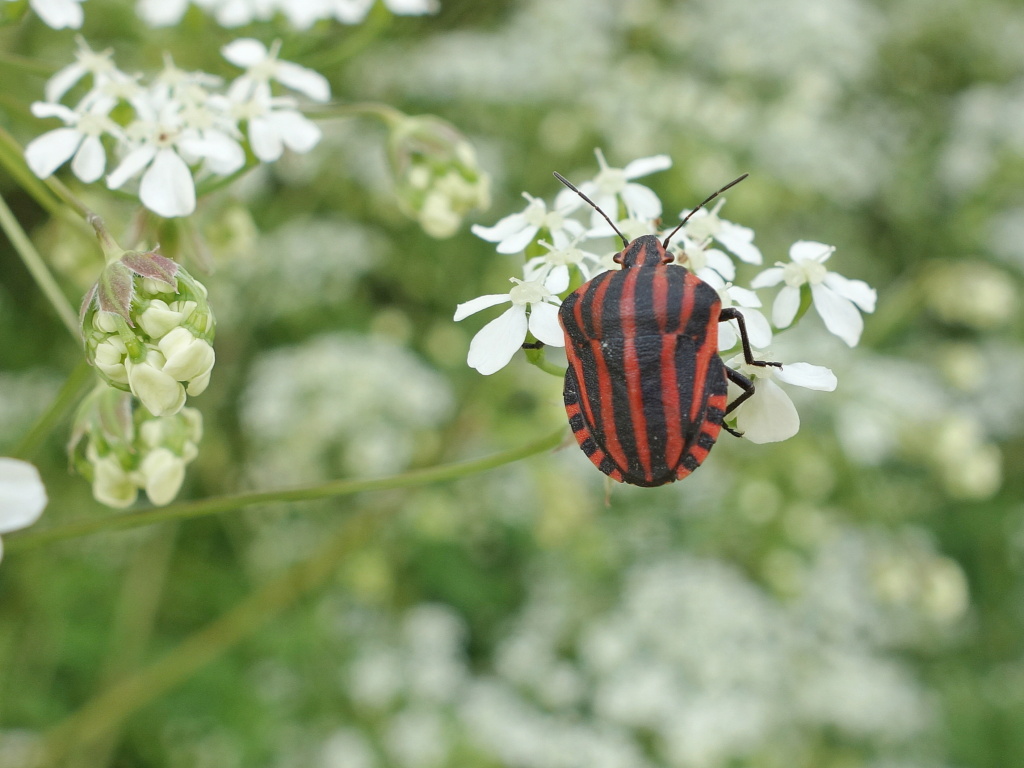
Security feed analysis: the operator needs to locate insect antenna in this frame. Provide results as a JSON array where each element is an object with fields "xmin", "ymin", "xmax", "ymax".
[
  {"xmin": 662, "ymin": 173, "xmax": 749, "ymax": 249},
  {"xmin": 553, "ymin": 171, "xmax": 629, "ymax": 248}
]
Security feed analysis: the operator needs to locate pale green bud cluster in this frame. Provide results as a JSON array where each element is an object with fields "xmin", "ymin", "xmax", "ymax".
[
  {"xmin": 81, "ymin": 249, "xmax": 216, "ymax": 418},
  {"xmin": 388, "ymin": 115, "xmax": 491, "ymax": 239},
  {"xmin": 69, "ymin": 387, "xmax": 203, "ymax": 508}
]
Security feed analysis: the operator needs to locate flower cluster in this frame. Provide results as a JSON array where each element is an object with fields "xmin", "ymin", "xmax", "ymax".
[
  {"xmin": 458, "ymin": 151, "xmax": 876, "ymax": 443},
  {"xmin": 69, "ymin": 386, "xmax": 203, "ymax": 508},
  {"xmin": 81, "ymin": 237, "xmax": 215, "ymax": 418},
  {"xmin": 25, "ymin": 37, "xmax": 329, "ymax": 217},
  {"xmin": 136, "ymin": 0, "xmax": 439, "ymax": 29},
  {"xmin": 388, "ymin": 114, "xmax": 491, "ymax": 238}
]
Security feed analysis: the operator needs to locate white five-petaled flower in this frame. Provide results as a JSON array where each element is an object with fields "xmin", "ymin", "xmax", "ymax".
[
  {"xmin": 227, "ymin": 81, "xmax": 322, "ymax": 163},
  {"xmin": 25, "ymin": 97, "xmax": 120, "ymax": 183},
  {"xmin": 675, "ymin": 199, "xmax": 763, "ymax": 265},
  {"xmin": 221, "ymin": 38, "xmax": 331, "ymax": 103},
  {"xmin": 0, "ymin": 458, "xmax": 48, "ymax": 565},
  {"xmin": 558, "ymin": 148, "xmax": 671, "ymax": 227},
  {"xmin": 726, "ymin": 353, "xmax": 838, "ymax": 444},
  {"xmin": 752, "ymin": 240, "xmax": 877, "ymax": 347},
  {"xmin": 454, "ymin": 272, "xmax": 567, "ymax": 375},
  {"xmin": 524, "ymin": 234, "xmax": 603, "ymax": 288},
  {"xmin": 45, "ymin": 36, "xmax": 124, "ymax": 103},
  {"xmin": 472, "ymin": 193, "xmax": 586, "ymax": 255}
]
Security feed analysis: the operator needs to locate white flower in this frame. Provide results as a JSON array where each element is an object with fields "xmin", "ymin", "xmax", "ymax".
[
  {"xmin": 45, "ymin": 36, "xmax": 123, "ymax": 103},
  {"xmin": 11, "ymin": 0, "xmax": 87, "ymax": 30},
  {"xmin": 455, "ymin": 272, "xmax": 568, "ymax": 375},
  {"xmin": 751, "ymin": 241, "xmax": 877, "ymax": 347},
  {"xmin": 672, "ymin": 237, "xmax": 737, "ymax": 283},
  {"xmin": 524, "ymin": 234, "xmax": 603, "ymax": 288},
  {"xmin": 25, "ymin": 98, "xmax": 119, "ymax": 183},
  {"xmin": 222, "ymin": 38, "xmax": 330, "ymax": 103},
  {"xmin": 726, "ymin": 353, "xmax": 838, "ymax": 444},
  {"xmin": 560, "ymin": 148, "xmax": 671, "ymax": 226},
  {"xmin": 228, "ymin": 81, "xmax": 322, "ymax": 162},
  {"xmin": 0, "ymin": 458, "xmax": 47, "ymax": 565},
  {"xmin": 675, "ymin": 199, "xmax": 762, "ymax": 265},
  {"xmin": 472, "ymin": 193, "xmax": 585, "ymax": 255}
]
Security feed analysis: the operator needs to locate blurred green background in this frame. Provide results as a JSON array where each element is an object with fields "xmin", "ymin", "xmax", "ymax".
[{"xmin": 2, "ymin": 0, "xmax": 1023, "ymax": 766}]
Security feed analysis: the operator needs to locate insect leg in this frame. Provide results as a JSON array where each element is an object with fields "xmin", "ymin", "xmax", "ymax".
[
  {"xmin": 719, "ymin": 308, "xmax": 782, "ymax": 368},
  {"xmin": 722, "ymin": 366, "xmax": 754, "ymax": 437},
  {"xmin": 521, "ymin": 341, "xmax": 545, "ymax": 350}
]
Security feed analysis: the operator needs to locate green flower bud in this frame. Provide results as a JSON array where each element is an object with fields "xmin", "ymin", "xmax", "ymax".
[
  {"xmin": 388, "ymin": 115, "xmax": 491, "ymax": 238},
  {"xmin": 80, "ymin": 239, "xmax": 216, "ymax": 417},
  {"xmin": 69, "ymin": 385, "xmax": 204, "ymax": 508}
]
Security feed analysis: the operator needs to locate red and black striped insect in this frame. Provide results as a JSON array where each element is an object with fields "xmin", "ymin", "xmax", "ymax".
[{"xmin": 551, "ymin": 171, "xmax": 781, "ymax": 486}]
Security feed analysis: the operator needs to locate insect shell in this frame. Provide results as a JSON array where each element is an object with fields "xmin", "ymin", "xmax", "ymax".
[{"xmin": 553, "ymin": 172, "xmax": 777, "ymax": 487}]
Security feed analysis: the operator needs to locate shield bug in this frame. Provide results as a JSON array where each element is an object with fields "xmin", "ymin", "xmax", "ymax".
[{"xmin": 552, "ymin": 171, "xmax": 780, "ymax": 486}]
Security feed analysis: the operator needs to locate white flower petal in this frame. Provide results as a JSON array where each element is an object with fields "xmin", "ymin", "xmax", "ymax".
[
  {"xmin": 137, "ymin": 0, "xmax": 190, "ymax": 26},
  {"xmin": 221, "ymin": 39, "xmax": 268, "ymax": 68},
  {"xmin": 528, "ymin": 302, "xmax": 565, "ymax": 347},
  {"xmin": 622, "ymin": 154, "xmax": 672, "ymax": 179},
  {"xmin": 454, "ymin": 293, "xmax": 511, "ymax": 321},
  {"xmin": 811, "ymin": 283, "xmax": 864, "ymax": 347},
  {"xmin": 726, "ymin": 285, "xmax": 760, "ymax": 308},
  {"xmin": 71, "ymin": 134, "xmax": 106, "ymax": 183},
  {"xmin": 139, "ymin": 148, "xmax": 196, "ymax": 218},
  {"xmin": 790, "ymin": 240, "xmax": 834, "ymax": 263},
  {"xmin": 736, "ymin": 378, "xmax": 800, "ymax": 444},
  {"xmin": 0, "ymin": 458, "xmax": 47, "ymax": 535},
  {"xmin": 140, "ymin": 448, "xmax": 186, "ymax": 506},
  {"xmin": 24, "ymin": 128, "xmax": 82, "ymax": 178},
  {"xmin": 45, "ymin": 61, "xmax": 87, "ymax": 103},
  {"xmin": 774, "ymin": 362, "xmax": 838, "ymax": 391},
  {"xmin": 772, "ymin": 285, "xmax": 801, "ymax": 329},
  {"xmin": 272, "ymin": 111, "xmax": 322, "ymax": 153},
  {"xmin": 495, "ymin": 224, "xmax": 540, "ymax": 255},
  {"xmin": 823, "ymin": 272, "xmax": 877, "ymax": 313},
  {"xmin": 472, "ymin": 212, "xmax": 527, "ymax": 243},
  {"xmin": 181, "ymin": 131, "xmax": 245, "ymax": 175},
  {"xmin": 467, "ymin": 305, "xmax": 527, "ymax": 375},
  {"xmin": 718, "ymin": 321, "xmax": 737, "ymax": 352},
  {"xmin": 31, "ymin": 101, "xmax": 77, "ymax": 121},
  {"xmin": 737, "ymin": 307, "xmax": 773, "ymax": 349},
  {"xmin": 543, "ymin": 266, "xmax": 570, "ymax": 295},
  {"xmin": 750, "ymin": 266, "xmax": 785, "ymax": 289},
  {"xmin": 106, "ymin": 144, "xmax": 157, "ymax": 189},
  {"xmin": 704, "ymin": 248, "xmax": 736, "ymax": 282},
  {"xmin": 621, "ymin": 183, "xmax": 662, "ymax": 219},
  {"xmin": 274, "ymin": 61, "xmax": 331, "ymax": 102},
  {"xmin": 30, "ymin": 0, "xmax": 84, "ymax": 29},
  {"xmin": 715, "ymin": 223, "xmax": 762, "ymax": 264},
  {"xmin": 248, "ymin": 116, "xmax": 284, "ymax": 162}
]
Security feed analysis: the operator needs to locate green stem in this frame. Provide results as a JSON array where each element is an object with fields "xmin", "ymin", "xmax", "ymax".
[
  {"xmin": 0, "ymin": 190, "xmax": 80, "ymax": 339},
  {"xmin": 38, "ymin": 509, "xmax": 378, "ymax": 767},
  {"xmin": 0, "ymin": 126, "xmax": 93, "ymax": 222},
  {"xmin": 7, "ymin": 426, "xmax": 567, "ymax": 552},
  {"xmin": 10, "ymin": 360, "xmax": 94, "ymax": 460},
  {"xmin": 306, "ymin": 101, "xmax": 405, "ymax": 128}
]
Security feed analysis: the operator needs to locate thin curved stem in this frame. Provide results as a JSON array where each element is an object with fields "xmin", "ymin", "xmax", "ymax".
[
  {"xmin": 7, "ymin": 426, "xmax": 567, "ymax": 552},
  {"xmin": 10, "ymin": 360, "xmax": 94, "ymax": 460},
  {"xmin": 0, "ymin": 190, "xmax": 80, "ymax": 339}
]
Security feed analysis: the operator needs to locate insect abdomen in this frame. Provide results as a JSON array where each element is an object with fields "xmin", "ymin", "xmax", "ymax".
[{"xmin": 559, "ymin": 266, "xmax": 728, "ymax": 486}]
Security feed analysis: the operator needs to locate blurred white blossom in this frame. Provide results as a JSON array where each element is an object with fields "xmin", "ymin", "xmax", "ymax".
[
  {"xmin": 0, "ymin": 459, "xmax": 47, "ymax": 565},
  {"xmin": 6, "ymin": 0, "xmax": 87, "ymax": 29}
]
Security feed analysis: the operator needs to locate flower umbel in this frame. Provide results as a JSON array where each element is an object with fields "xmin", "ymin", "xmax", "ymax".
[
  {"xmin": 80, "ymin": 229, "xmax": 215, "ymax": 417},
  {"xmin": 69, "ymin": 386, "xmax": 203, "ymax": 508},
  {"xmin": 389, "ymin": 114, "xmax": 491, "ymax": 238}
]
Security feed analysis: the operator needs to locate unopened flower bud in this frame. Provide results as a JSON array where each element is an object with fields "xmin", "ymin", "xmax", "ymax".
[
  {"xmin": 80, "ymin": 230, "xmax": 216, "ymax": 417},
  {"xmin": 69, "ymin": 385, "xmax": 204, "ymax": 508},
  {"xmin": 388, "ymin": 114, "xmax": 490, "ymax": 238}
]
